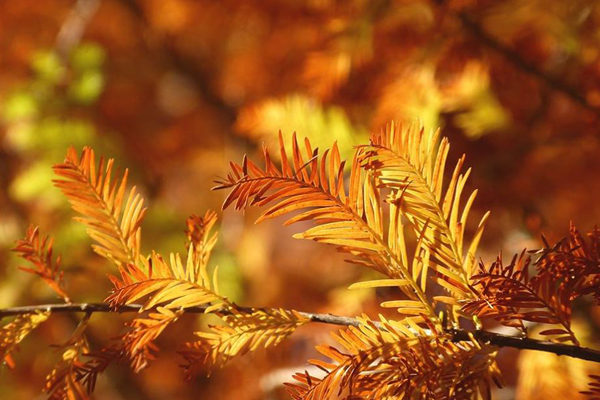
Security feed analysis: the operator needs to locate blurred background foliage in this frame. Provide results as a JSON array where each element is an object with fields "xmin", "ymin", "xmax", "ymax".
[{"xmin": 1, "ymin": 0, "xmax": 600, "ymax": 398}]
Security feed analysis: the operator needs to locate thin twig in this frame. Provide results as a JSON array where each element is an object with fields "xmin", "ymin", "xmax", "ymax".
[
  {"xmin": 2, "ymin": 302, "xmax": 600, "ymax": 364},
  {"xmin": 55, "ymin": 0, "xmax": 101, "ymax": 59}
]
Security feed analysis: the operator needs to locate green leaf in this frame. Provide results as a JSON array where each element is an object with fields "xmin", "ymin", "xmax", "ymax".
[
  {"xmin": 69, "ymin": 70, "xmax": 105, "ymax": 104},
  {"xmin": 71, "ymin": 43, "xmax": 106, "ymax": 70},
  {"xmin": 1, "ymin": 91, "xmax": 38, "ymax": 122},
  {"xmin": 31, "ymin": 50, "xmax": 65, "ymax": 83}
]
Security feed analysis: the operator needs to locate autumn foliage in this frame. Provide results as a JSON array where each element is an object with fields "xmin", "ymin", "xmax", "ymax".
[
  {"xmin": 0, "ymin": 124, "xmax": 599, "ymax": 399},
  {"xmin": 2, "ymin": 0, "xmax": 600, "ymax": 399}
]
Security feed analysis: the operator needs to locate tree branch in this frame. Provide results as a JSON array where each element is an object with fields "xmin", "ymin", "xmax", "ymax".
[
  {"xmin": 0, "ymin": 302, "xmax": 360, "ymax": 326},
  {"xmin": 440, "ymin": 2, "xmax": 600, "ymax": 117},
  {"xmin": 448, "ymin": 329, "xmax": 600, "ymax": 363},
  {"xmin": 55, "ymin": 0, "xmax": 100, "ymax": 60},
  {"xmin": 2, "ymin": 302, "xmax": 600, "ymax": 364}
]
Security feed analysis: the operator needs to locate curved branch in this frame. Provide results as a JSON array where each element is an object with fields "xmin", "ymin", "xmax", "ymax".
[{"xmin": 1, "ymin": 302, "xmax": 600, "ymax": 364}]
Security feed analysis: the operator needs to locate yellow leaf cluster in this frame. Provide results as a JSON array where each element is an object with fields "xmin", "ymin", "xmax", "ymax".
[
  {"xmin": 182, "ymin": 307, "xmax": 308, "ymax": 376},
  {"xmin": 45, "ymin": 316, "xmax": 91, "ymax": 400},
  {"xmin": 287, "ymin": 316, "xmax": 500, "ymax": 400},
  {"xmin": 32, "ymin": 121, "xmax": 592, "ymax": 399},
  {"xmin": 14, "ymin": 225, "xmax": 70, "ymax": 303},
  {"xmin": 53, "ymin": 146, "xmax": 146, "ymax": 268},
  {"xmin": 216, "ymin": 122, "xmax": 505, "ymax": 398},
  {"xmin": 0, "ymin": 311, "xmax": 50, "ymax": 368}
]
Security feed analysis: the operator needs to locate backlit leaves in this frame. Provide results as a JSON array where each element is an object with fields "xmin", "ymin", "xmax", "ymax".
[
  {"xmin": 215, "ymin": 131, "xmax": 435, "ymax": 317},
  {"xmin": 463, "ymin": 252, "xmax": 577, "ymax": 343},
  {"xmin": 182, "ymin": 307, "xmax": 308, "ymax": 376},
  {"xmin": 119, "ymin": 307, "xmax": 183, "ymax": 373},
  {"xmin": 45, "ymin": 315, "xmax": 91, "ymax": 400},
  {"xmin": 14, "ymin": 225, "xmax": 70, "ymax": 302},
  {"xmin": 186, "ymin": 210, "xmax": 218, "ymax": 271},
  {"xmin": 359, "ymin": 122, "xmax": 489, "ymax": 303},
  {"xmin": 0, "ymin": 311, "xmax": 50, "ymax": 368},
  {"xmin": 106, "ymin": 211, "xmax": 224, "ymax": 312},
  {"xmin": 53, "ymin": 146, "xmax": 146, "ymax": 268},
  {"xmin": 534, "ymin": 223, "xmax": 600, "ymax": 304},
  {"xmin": 462, "ymin": 224, "xmax": 600, "ymax": 345},
  {"xmin": 52, "ymin": 148, "xmax": 234, "ymax": 387},
  {"xmin": 72, "ymin": 299, "xmax": 187, "ymax": 386},
  {"xmin": 104, "ymin": 211, "xmax": 226, "ymax": 373},
  {"xmin": 10, "ymin": 126, "xmax": 600, "ymax": 400},
  {"xmin": 106, "ymin": 247, "xmax": 225, "ymax": 312},
  {"xmin": 216, "ymin": 123, "xmax": 493, "ymax": 324},
  {"xmin": 286, "ymin": 315, "xmax": 501, "ymax": 400}
]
